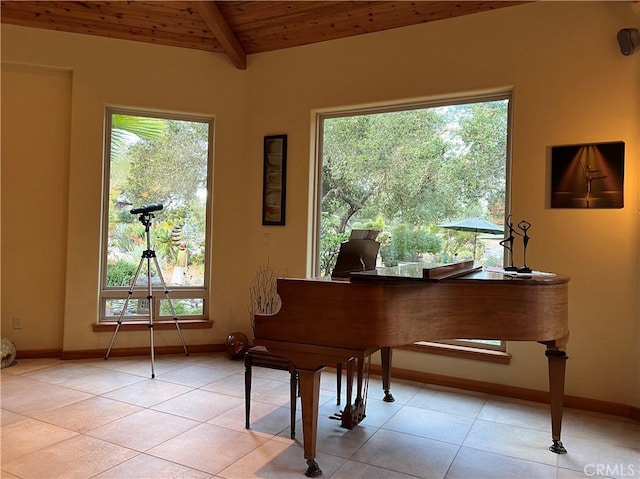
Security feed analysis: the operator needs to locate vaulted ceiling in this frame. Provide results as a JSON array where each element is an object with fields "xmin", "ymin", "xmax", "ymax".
[{"xmin": 1, "ymin": 1, "xmax": 528, "ymax": 69}]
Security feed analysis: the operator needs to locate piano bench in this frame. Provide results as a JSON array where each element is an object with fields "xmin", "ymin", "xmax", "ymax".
[
  {"xmin": 244, "ymin": 346, "xmax": 298, "ymax": 439},
  {"xmin": 244, "ymin": 346, "xmax": 344, "ymax": 440}
]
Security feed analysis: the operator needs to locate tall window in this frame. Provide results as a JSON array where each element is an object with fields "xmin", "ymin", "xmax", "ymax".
[
  {"xmin": 314, "ymin": 93, "xmax": 511, "ymax": 350},
  {"xmin": 99, "ymin": 108, "xmax": 212, "ymax": 323}
]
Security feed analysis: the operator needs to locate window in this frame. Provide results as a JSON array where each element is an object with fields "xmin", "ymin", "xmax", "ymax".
[
  {"xmin": 314, "ymin": 93, "xmax": 511, "ymax": 351},
  {"xmin": 99, "ymin": 108, "xmax": 212, "ymax": 323}
]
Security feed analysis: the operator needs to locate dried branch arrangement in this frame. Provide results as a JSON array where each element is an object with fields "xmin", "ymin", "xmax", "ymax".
[{"xmin": 248, "ymin": 262, "xmax": 283, "ymax": 329}]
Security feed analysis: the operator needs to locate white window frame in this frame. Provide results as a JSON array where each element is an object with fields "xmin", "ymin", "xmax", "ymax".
[{"xmin": 99, "ymin": 107, "xmax": 214, "ymax": 323}]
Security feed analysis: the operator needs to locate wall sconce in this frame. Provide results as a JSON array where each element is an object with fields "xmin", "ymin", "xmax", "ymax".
[{"xmin": 617, "ymin": 28, "xmax": 639, "ymax": 56}]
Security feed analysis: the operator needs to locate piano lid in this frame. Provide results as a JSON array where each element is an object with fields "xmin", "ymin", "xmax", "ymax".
[{"xmin": 350, "ymin": 259, "xmax": 480, "ymax": 282}]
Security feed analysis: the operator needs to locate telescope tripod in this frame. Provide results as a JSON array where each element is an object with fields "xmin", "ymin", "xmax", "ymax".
[{"xmin": 105, "ymin": 211, "xmax": 189, "ymax": 378}]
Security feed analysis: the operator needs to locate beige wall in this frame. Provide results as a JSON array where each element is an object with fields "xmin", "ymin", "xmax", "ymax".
[
  {"xmin": 1, "ymin": 25, "xmax": 250, "ymax": 351},
  {"xmin": 1, "ymin": 1, "xmax": 638, "ymax": 408},
  {"xmin": 1, "ymin": 64, "xmax": 71, "ymax": 350}
]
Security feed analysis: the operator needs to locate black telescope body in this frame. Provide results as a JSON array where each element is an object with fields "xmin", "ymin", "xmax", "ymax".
[{"xmin": 131, "ymin": 203, "xmax": 164, "ymax": 215}]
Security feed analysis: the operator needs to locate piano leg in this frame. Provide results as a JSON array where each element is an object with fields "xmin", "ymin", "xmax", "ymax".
[
  {"xmin": 545, "ymin": 347, "xmax": 569, "ymax": 454},
  {"xmin": 381, "ymin": 347, "xmax": 395, "ymax": 402},
  {"xmin": 298, "ymin": 367, "xmax": 323, "ymax": 477}
]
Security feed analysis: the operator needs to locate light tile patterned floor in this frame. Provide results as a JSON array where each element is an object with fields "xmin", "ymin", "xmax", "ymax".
[{"xmin": 1, "ymin": 353, "xmax": 638, "ymax": 479}]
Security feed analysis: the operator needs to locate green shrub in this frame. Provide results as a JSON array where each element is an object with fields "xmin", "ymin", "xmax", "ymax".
[
  {"xmin": 106, "ymin": 260, "xmax": 138, "ymax": 287},
  {"xmin": 160, "ymin": 301, "xmax": 187, "ymax": 316},
  {"xmin": 380, "ymin": 224, "xmax": 442, "ymax": 266}
]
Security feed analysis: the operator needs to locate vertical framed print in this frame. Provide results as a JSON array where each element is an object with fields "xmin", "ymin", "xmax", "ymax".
[{"xmin": 262, "ymin": 134, "xmax": 287, "ymax": 225}]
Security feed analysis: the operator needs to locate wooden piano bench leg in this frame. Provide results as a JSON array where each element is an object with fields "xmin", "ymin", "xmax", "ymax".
[
  {"xmin": 289, "ymin": 364, "xmax": 297, "ymax": 440},
  {"xmin": 244, "ymin": 347, "xmax": 298, "ymax": 440},
  {"xmin": 336, "ymin": 363, "xmax": 342, "ymax": 405},
  {"xmin": 244, "ymin": 353, "xmax": 252, "ymax": 430}
]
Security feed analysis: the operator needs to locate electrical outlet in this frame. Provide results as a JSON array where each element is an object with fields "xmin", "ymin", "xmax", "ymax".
[{"xmin": 12, "ymin": 317, "xmax": 22, "ymax": 329}]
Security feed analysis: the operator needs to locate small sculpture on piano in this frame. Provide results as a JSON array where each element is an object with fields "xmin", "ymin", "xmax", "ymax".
[
  {"xmin": 499, "ymin": 217, "xmax": 533, "ymax": 274},
  {"xmin": 517, "ymin": 220, "xmax": 532, "ymax": 274},
  {"xmin": 499, "ymin": 215, "xmax": 518, "ymax": 271}
]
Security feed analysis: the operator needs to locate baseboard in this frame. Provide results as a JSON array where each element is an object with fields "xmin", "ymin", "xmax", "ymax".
[
  {"xmin": 12, "ymin": 346, "xmax": 638, "ymax": 421},
  {"xmin": 15, "ymin": 344, "xmax": 225, "ymax": 361},
  {"xmin": 369, "ymin": 363, "xmax": 640, "ymax": 421},
  {"xmin": 14, "ymin": 349, "xmax": 63, "ymax": 359}
]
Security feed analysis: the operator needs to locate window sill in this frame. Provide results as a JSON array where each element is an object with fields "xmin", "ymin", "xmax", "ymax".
[
  {"xmin": 93, "ymin": 319, "xmax": 213, "ymax": 332},
  {"xmin": 398, "ymin": 341, "xmax": 511, "ymax": 364}
]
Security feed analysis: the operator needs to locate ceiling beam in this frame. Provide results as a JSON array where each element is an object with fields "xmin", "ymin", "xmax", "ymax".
[{"xmin": 194, "ymin": 1, "xmax": 247, "ymax": 69}]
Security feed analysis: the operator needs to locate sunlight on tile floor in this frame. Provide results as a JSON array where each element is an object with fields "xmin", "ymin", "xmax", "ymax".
[{"xmin": 1, "ymin": 353, "xmax": 638, "ymax": 479}]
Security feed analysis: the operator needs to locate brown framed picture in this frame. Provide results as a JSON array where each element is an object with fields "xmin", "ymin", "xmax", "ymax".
[
  {"xmin": 262, "ymin": 134, "xmax": 287, "ymax": 225},
  {"xmin": 550, "ymin": 141, "xmax": 624, "ymax": 209}
]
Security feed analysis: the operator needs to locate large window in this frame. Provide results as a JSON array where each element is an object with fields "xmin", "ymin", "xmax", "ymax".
[
  {"xmin": 99, "ymin": 108, "xmax": 212, "ymax": 323},
  {"xmin": 314, "ymin": 93, "xmax": 511, "ymax": 351}
]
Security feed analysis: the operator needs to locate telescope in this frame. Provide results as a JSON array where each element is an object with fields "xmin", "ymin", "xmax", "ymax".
[
  {"xmin": 107, "ymin": 199, "xmax": 188, "ymax": 376},
  {"xmin": 130, "ymin": 202, "xmax": 163, "ymax": 215}
]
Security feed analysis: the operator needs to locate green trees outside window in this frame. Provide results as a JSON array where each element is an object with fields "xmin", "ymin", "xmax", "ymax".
[
  {"xmin": 317, "ymin": 95, "xmax": 510, "ymax": 351},
  {"xmin": 318, "ymin": 96, "xmax": 509, "ymax": 276}
]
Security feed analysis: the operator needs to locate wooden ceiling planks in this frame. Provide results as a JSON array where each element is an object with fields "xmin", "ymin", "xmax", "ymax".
[
  {"xmin": 218, "ymin": 1, "xmax": 377, "ymax": 52},
  {"xmin": 0, "ymin": 1, "xmax": 529, "ymax": 66},
  {"xmin": 0, "ymin": 1, "xmax": 222, "ymax": 52},
  {"xmin": 216, "ymin": 1, "xmax": 527, "ymax": 54}
]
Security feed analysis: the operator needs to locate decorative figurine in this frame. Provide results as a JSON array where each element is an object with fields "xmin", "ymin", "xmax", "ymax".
[
  {"xmin": 499, "ymin": 215, "xmax": 518, "ymax": 271},
  {"xmin": 517, "ymin": 220, "xmax": 532, "ymax": 273}
]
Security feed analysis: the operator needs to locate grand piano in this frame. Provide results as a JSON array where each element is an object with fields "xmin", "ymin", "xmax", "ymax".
[{"xmin": 254, "ymin": 261, "xmax": 569, "ymax": 477}]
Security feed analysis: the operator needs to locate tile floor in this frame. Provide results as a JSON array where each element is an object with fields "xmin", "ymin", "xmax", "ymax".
[{"xmin": 1, "ymin": 353, "xmax": 638, "ymax": 479}]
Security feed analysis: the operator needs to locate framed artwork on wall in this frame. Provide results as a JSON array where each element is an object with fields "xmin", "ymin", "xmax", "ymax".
[
  {"xmin": 550, "ymin": 141, "xmax": 624, "ymax": 209},
  {"xmin": 262, "ymin": 134, "xmax": 287, "ymax": 225}
]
